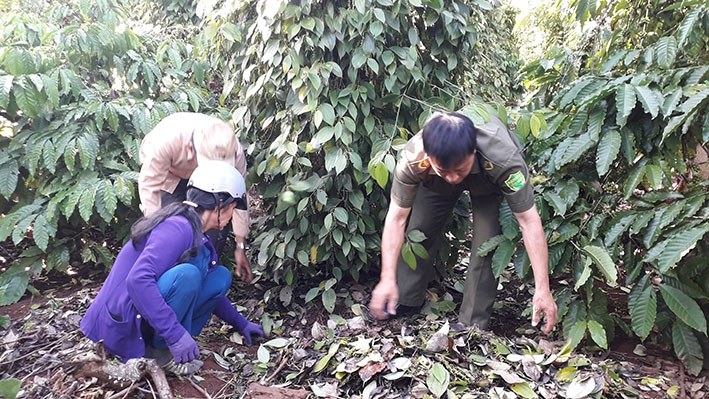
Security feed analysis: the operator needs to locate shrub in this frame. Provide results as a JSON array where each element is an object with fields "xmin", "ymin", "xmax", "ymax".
[
  {"xmin": 193, "ymin": 0, "xmax": 522, "ymax": 308},
  {"xmin": 516, "ymin": 0, "xmax": 709, "ymax": 374},
  {"xmin": 0, "ymin": 0, "xmax": 214, "ymax": 304}
]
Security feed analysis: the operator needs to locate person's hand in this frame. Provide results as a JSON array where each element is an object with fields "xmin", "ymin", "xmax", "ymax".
[
  {"xmin": 369, "ymin": 279, "xmax": 399, "ymax": 320},
  {"xmin": 234, "ymin": 248, "xmax": 252, "ymax": 282},
  {"xmin": 238, "ymin": 321, "xmax": 264, "ymax": 345},
  {"xmin": 168, "ymin": 331, "xmax": 200, "ymax": 364},
  {"xmin": 532, "ymin": 290, "xmax": 558, "ymax": 335}
]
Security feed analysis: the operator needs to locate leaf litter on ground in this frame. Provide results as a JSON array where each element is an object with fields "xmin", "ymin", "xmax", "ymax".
[{"xmin": 0, "ymin": 278, "xmax": 706, "ymax": 399}]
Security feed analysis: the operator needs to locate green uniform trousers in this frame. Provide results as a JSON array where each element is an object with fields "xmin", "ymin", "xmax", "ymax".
[{"xmin": 396, "ymin": 174, "xmax": 502, "ymax": 329}]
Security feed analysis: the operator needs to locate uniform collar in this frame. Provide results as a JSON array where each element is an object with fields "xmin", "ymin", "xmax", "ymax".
[
  {"xmin": 471, "ymin": 155, "xmax": 482, "ymax": 175},
  {"xmin": 422, "ymin": 154, "xmax": 483, "ymax": 176}
]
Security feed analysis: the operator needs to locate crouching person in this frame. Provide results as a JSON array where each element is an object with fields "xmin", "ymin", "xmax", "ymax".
[{"xmin": 81, "ymin": 160, "xmax": 263, "ymax": 375}]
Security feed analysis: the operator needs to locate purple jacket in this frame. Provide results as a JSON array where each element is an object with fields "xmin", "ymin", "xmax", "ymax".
[{"xmin": 80, "ymin": 215, "xmax": 241, "ymax": 360}]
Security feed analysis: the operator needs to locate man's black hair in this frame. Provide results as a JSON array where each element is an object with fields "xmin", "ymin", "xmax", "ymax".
[{"xmin": 422, "ymin": 112, "xmax": 477, "ymax": 169}]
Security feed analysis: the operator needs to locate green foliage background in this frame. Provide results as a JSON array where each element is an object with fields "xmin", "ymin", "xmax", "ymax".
[
  {"xmin": 195, "ymin": 0, "xmax": 523, "ymax": 290},
  {"xmin": 517, "ymin": 0, "xmax": 709, "ymax": 374},
  {"xmin": 0, "ymin": 0, "xmax": 218, "ymax": 304},
  {"xmin": 0, "ymin": 0, "xmax": 707, "ymax": 374}
]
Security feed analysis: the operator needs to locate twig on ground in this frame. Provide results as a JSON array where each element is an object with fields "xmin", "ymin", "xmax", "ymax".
[
  {"xmin": 189, "ymin": 377, "xmax": 213, "ymax": 399},
  {"xmin": 107, "ymin": 381, "xmax": 137, "ymax": 399},
  {"xmin": 677, "ymin": 360, "xmax": 687, "ymax": 398},
  {"xmin": 262, "ymin": 353, "xmax": 291, "ymax": 384},
  {"xmin": 0, "ymin": 331, "xmax": 75, "ymax": 367},
  {"xmin": 0, "ymin": 332, "xmax": 38, "ymax": 346},
  {"xmin": 212, "ymin": 375, "xmax": 239, "ymax": 398},
  {"xmin": 144, "ymin": 374, "xmax": 158, "ymax": 399},
  {"xmin": 57, "ymin": 380, "xmax": 79, "ymax": 399}
]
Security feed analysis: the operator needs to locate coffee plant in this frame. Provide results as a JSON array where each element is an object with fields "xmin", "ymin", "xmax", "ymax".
[
  {"xmin": 0, "ymin": 0, "xmax": 214, "ymax": 305},
  {"xmin": 513, "ymin": 0, "xmax": 709, "ymax": 374}
]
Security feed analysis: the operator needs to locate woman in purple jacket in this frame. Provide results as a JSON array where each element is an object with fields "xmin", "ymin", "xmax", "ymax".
[{"xmin": 81, "ymin": 160, "xmax": 263, "ymax": 374}]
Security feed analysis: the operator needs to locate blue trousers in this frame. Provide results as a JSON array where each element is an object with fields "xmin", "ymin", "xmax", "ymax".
[{"xmin": 146, "ymin": 263, "xmax": 232, "ymax": 349}]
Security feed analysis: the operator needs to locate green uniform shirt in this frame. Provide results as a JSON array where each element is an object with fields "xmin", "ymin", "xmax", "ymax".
[{"xmin": 391, "ymin": 116, "xmax": 535, "ymax": 213}]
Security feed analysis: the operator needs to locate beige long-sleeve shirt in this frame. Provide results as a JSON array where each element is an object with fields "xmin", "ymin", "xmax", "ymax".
[{"xmin": 138, "ymin": 112, "xmax": 250, "ymax": 237}]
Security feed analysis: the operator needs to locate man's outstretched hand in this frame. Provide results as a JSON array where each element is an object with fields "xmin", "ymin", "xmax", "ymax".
[
  {"xmin": 369, "ymin": 280, "xmax": 399, "ymax": 320},
  {"xmin": 531, "ymin": 290, "xmax": 558, "ymax": 335}
]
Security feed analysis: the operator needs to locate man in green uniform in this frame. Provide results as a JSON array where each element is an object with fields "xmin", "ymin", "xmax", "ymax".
[{"xmin": 369, "ymin": 111, "xmax": 557, "ymax": 334}]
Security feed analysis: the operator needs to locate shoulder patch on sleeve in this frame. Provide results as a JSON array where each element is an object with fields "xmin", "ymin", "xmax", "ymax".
[{"xmin": 505, "ymin": 171, "xmax": 526, "ymax": 192}]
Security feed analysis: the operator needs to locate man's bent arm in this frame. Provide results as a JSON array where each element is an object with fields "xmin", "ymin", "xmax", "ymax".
[
  {"xmin": 138, "ymin": 152, "xmax": 172, "ymax": 216},
  {"xmin": 514, "ymin": 205, "xmax": 558, "ymax": 334},
  {"xmin": 380, "ymin": 202, "xmax": 410, "ymax": 282}
]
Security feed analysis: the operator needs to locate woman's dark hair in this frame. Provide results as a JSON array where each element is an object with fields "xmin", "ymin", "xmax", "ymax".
[
  {"xmin": 130, "ymin": 186, "xmax": 233, "ymax": 263},
  {"xmin": 422, "ymin": 112, "xmax": 477, "ymax": 169},
  {"xmin": 131, "ymin": 203, "xmax": 203, "ymax": 262},
  {"xmin": 187, "ymin": 187, "xmax": 239, "ymax": 211}
]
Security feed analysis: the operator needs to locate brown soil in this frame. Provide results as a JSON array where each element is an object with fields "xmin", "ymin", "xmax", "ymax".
[{"xmin": 0, "ymin": 266, "xmax": 707, "ymax": 399}]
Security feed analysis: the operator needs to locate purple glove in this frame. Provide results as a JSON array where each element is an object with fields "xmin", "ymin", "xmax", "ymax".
[
  {"xmin": 238, "ymin": 321, "xmax": 264, "ymax": 345},
  {"xmin": 213, "ymin": 300, "xmax": 264, "ymax": 345},
  {"xmin": 168, "ymin": 331, "xmax": 200, "ymax": 364}
]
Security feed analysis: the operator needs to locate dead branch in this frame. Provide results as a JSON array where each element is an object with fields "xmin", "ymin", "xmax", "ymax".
[{"xmin": 71, "ymin": 352, "xmax": 174, "ymax": 399}]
